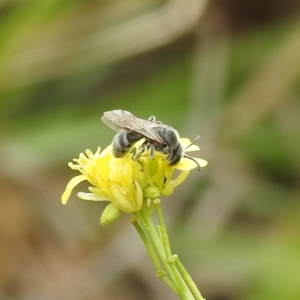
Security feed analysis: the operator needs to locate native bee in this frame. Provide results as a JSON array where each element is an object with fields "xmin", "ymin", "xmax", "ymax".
[{"xmin": 101, "ymin": 110, "xmax": 200, "ymax": 170}]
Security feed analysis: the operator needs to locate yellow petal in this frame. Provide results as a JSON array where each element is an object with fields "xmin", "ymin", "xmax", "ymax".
[
  {"xmin": 196, "ymin": 158, "xmax": 208, "ymax": 167},
  {"xmin": 179, "ymin": 138, "xmax": 192, "ymax": 146},
  {"xmin": 110, "ymin": 184, "xmax": 134, "ymax": 213},
  {"xmin": 100, "ymin": 145, "xmax": 113, "ymax": 157},
  {"xmin": 162, "ymin": 182, "xmax": 174, "ymax": 195},
  {"xmin": 61, "ymin": 175, "xmax": 86, "ymax": 205},
  {"xmin": 78, "ymin": 192, "xmax": 109, "ymax": 201},
  {"xmin": 173, "ymin": 171, "xmax": 190, "ymax": 187},
  {"xmin": 180, "ymin": 138, "xmax": 200, "ymax": 151},
  {"xmin": 89, "ymin": 187, "xmax": 108, "ymax": 198},
  {"xmin": 185, "ymin": 144, "xmax": 200, "ymax": 152},
  {"xmin": 134, "ymin": 182, "xmax": 144, "ymax": 210},
  {"xmin": 156, "ymin": 160, "xmax": 166, "ymax": 191},
  {"xmin": 175, "ymin": 157, "xmax": 207, "ymax": 171}
]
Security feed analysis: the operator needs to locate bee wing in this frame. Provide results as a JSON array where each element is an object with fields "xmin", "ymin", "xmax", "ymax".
[
  {"xmin": 102, "ymin": 110, "xmax": 166, "ymax": 144},
  {"xmin": 101, "ymin": 110, "xmax": 130, "ymax": 132}
]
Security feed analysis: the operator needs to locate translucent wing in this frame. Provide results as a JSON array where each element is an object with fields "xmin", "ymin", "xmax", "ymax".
[{"xmin": 101, "ymin": 110, "xmax": 166, "ymax": 144}]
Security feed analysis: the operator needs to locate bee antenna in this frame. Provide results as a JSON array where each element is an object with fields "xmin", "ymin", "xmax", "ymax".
[
  {"xmin": 184, "ymin": 135, "xmax": 200, "ymax": 151},
  {"xmin": 183, "ymin": 155, "xmax": 201, "ymax": 171}
]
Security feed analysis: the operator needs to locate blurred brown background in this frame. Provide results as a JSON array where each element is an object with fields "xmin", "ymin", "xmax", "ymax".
[{"xmin": 1, "ymin": 0, "xmax": 300, "ymax": 299}]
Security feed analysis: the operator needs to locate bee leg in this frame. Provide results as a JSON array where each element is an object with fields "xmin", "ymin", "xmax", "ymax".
[
  {"xmin": 129, "ymin": 147, "xmax": 144, "ymax": 171},
  {"xmin": 148, "ymin": 115, "xmax": 162, "ymax": 124},
  {"xmin": 131, "ymin": 141, "xmax": 147, "ymax": 161},
  {"xmin": 149, "ymin": 144, "xmax": 155, "ymax": 159},
  {"xmin": 148, "ymin": 116, "xmax": 156, "ymax": 122},
  {"xmin": 131, "ymin": 147, "xmax": 144, "ymax": 160},
  {"xmin": 137, "ymin": 160, "xmax": 144, "ymax": 171},
  {"xmin": 130, "ymin": 147, "xmax": 137, "ymax": 160}
]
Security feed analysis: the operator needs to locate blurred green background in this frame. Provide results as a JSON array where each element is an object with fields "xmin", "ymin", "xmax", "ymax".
[{"xmin": 1, "ymin": 0, "xmax": 300, "ymax": 299}]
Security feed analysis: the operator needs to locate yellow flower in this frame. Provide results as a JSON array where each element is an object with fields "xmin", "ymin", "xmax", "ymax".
[{"xmin": 61, "ymin": 138, "xmax": 207, "ymax": 223}]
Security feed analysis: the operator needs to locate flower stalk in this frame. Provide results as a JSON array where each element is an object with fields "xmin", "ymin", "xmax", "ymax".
[{"xmin": 133, "ymin": 200, "xmax": 205, "ymax": 300}]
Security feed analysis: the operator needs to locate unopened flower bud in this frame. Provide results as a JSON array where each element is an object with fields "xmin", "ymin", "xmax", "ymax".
[
  {"xmin": 100, "ymin": 203, "xmax": 122, "ymax": 225},
  {"xmin": 143, "ymin": 186, "xmax": 160, "ymax": 199}
]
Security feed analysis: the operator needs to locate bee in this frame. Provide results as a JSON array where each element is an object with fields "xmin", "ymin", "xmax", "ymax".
[{"xmin": 101, "ymin": 110, "xmax": 200, "ymax": 170}]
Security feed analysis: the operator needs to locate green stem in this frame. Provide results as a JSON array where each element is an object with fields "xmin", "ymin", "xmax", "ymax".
[
  {"xmin": 132, "ymin": 218, "xmax": 177, "ymax": 293},
  {"xmin": 133, "ymin": 200, "xmax": 204, "ymax": 300},
  {"xmin": 135, "ymin": 209, "xmax": 178, "ymax": 287},
  {"xmin": 176, "ymin": 258, "xmax": 206, "ymax": 300},
  {"xmin": 154, "ymin": 200, "xmax": 195, "ymax": 299},
  {"xmin": 131, "ymin": 217, "xmax": 161, "ymax": 272},
  {"xmin": 154, "ymin": 199, "xmax": 172, "ymax": 257}
]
